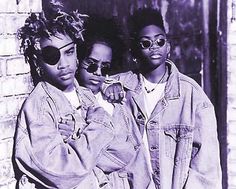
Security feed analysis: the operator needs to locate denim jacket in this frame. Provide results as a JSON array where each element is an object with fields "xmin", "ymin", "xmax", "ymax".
[
  {"xmin": 111, "ymin": 60, "xmax": 222, "ymax": 189},
  {"xmin": 14, "ymin": 80, "xmax": 153, "ymax": 189}
]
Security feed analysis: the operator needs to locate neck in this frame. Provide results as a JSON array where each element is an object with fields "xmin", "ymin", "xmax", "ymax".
[{"xmin": 142, "ymin": 63, "xmax": 166, "ymax": 83}]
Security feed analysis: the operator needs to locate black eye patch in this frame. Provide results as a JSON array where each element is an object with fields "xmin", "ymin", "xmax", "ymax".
[{"xmin": 40, "ymin": 42, "xmax": 74, "ymax": 65}]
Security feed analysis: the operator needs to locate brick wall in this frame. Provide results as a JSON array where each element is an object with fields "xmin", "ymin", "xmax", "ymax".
[
  {"xmin": 0, "ymin": 0, "xmax": 41, "ymax": 188},
  {"xmin": 227, "ymin": 0, "xmax": 236, "ymax": 188}
]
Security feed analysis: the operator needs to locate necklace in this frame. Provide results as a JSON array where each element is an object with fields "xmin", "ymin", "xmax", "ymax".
[{"xmin": 144, "ymin": 68, "xmax": 166, "ymax": 93}]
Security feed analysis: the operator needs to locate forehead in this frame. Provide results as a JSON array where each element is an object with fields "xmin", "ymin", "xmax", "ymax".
[
  {"xmin": 89, "ymin": 43, "xmax": 112, "ymax": 61},
  {"xmin": 40, "ymin": 33, "xmax": 73, "ymax": 49},
  {"xmin": 139, "ymin": 25, "xmax": 166, "ymax": 38}
]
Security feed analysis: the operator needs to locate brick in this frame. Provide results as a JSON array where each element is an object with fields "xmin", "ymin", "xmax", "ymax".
[
  {"xmin": 0, "ymin": 0, "xmax": 17, "ymax": 13},
  {"xmin": 0, "ymin": 160, "xmax": 14, "ymax": 184},
  {"xmin": 29, "ymin": 0, "xmax": 42, "ymax": 12},
  {"xmin": 228, "ymin": 148, "xmax": 236, "ymax": 162},
  {"xmin": 0, "ymin": 142, "xmax": 8, "ymax": 161},
  {"xmin": 228, "ymin": 174, "xmax": 236, "ymax": 187},
  {"xmin": 6, "ymin": 56, "xmax": 30, "ymax": 75},
  {"xmin": 0, "ymin": 58, "xmax": 6, "ymax": 77},
  {"xmin": 17, "ymin": 0, "xmax": 30, "ymax": 13},
  {"xmin": 1, "ymin": 74, "xmax": 33, "ymax": 96},
  {"xmin": 0, "ymin": 139, "xmax": 13, "ymax": 161},
  {"xmin": 7, "ymin": 180, "xmax": 17, "ymax": 189},
  {"xmin": 229, "ymin": 45, "xmax": 236, "ymax": 59},
  {"xmin": 228, "ymin": 134, "xmax": 236, "ymax": 148},
  {"xmin": 0, "ymin": 119, "xmax": 16, "ymax": 140},
  {"xmin": 0, "ymin": 16, "xmax": 4, "ymax": 34},
  {"xmin": 0, "ymin": 100, "xmax": 7, "ymax": 118},
  {"xmin": 6, "ymin": 97, "xmax": 20, "ymax": 117},
  {"xmin": 5, "ymin": 14, "xmax": 29, "ymax": 35},
  {"xmin": 14, "ymin": 74, "xmax": 33, "ymax": 95},
  {"xmin": 1, "ymin": 77, "xmax": 15, "ymax": 96},
  {"xmin": 228, "ymin": 161, "xmax": 236, "ymax": 174},
  {"xmin": 0, "ymin": 36, "xmax": 19, "ymax": 56},
  {"xmin": 228, "ymin": 121, "xmax": 236, "ymax": 135},
  {"xmin": 6, "ymin": 95, "xmax": 28, "ymax": 117}
]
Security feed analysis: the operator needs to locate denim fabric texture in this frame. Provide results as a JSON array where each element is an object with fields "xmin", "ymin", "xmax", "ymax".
[
  {"xmin": 14, "ymin": 80, "xmax": 153, "ymax": 188},
  {"xmin": 110, "ymin": 60, "xmax": 222, "ymax": 189}
]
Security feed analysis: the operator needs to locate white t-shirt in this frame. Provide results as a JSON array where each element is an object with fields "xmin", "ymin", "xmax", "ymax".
[
  {"xmin": 63, "ymin": 88, "xmax": 81, "ymax": 110},
  {"xmin": 142, "ymin": 75, "xmax": 166, "ymax": 172}
]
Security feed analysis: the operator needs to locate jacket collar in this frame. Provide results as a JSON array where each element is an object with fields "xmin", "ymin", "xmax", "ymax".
[
  {"xmin": 40, "ymin": 79, "xmax": 96, "ymax": 112},
  {"xmin": 128, "ymin": 59, "xmax": 181, "ymax": 100}
]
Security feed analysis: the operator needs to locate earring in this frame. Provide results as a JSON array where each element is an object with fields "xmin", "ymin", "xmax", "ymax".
[
  {"xmin": 36, "ymin": 66, "xmax": 44, "ymax": 77},
  {"xmin": 76, "ymin": 59, "xmax": 80, "ymax": 67}
]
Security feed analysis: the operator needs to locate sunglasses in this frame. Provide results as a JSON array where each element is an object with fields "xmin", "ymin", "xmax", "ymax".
[
  {"xmin": 82, "ymin": 59, "xmax": 110, "ymax": 76},
  {"xmin": 139, "ymin": 38, "xmax": 166, "ymax": 49},
  {"xmin": 39, "ymin": 42, "xmax": 74, "ymax": 65}
]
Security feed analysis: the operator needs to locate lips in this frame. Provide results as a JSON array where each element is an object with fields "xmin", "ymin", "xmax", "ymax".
[
  {"xmin": 59, "ymin": 71, "xmax": 73, "ymax": 80},
  {"xmin": 90, "ymin": 78, "xmax": 101, "ymax": 85},
  {"xmin": 150, "ymin": 53, "xmax": 162, "ymax": 59}
]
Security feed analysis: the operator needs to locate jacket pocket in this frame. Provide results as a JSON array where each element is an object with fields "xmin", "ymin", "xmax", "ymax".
[{"xmin": 164, "ymin": 126, "xmax": 193, "ymax": 162}]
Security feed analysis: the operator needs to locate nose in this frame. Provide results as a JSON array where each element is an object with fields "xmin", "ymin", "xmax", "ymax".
[
  {"xmin": 93, "ymin": 66, "xmax": 102, "ymax": 76},
  {"xmin": 149, "ymin": 42, "xmax": 159, "ymax": 50},
  {"xmin": 92, "ymin": 60, "xmax": 102, "ymax": 76},
  {"xmin": 57, "ymin": 55, "xmax": 69, "ymax": 69}
]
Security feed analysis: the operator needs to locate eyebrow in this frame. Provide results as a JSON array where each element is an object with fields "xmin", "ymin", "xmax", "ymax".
[
  {"xmin": 87, "ymin": 57, "xmax": 111, "ymax": 65},
  {"xmin": 140, "ymin": 34, "xmax": 165, "ymax": 39},
  {"xmin": 64, "ymin": 46, "xmax": 75, "ymax": 52}
]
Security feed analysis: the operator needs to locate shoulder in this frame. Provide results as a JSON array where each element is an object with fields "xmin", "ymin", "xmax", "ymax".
[
  {"xmin": 22, "ymin": 82, "xmax": 46, "ymax": 108},
  {"xmin": 178, "ymin": 73, "xmax": 213, "ymax": 108},
  {"xmin": 112, "ymin": 71, "xmax": 139, "ymax": 90}
]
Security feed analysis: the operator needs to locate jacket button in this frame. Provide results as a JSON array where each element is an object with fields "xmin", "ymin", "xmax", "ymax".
[
  {"xmin": 150, "ymin": 146, "xmax": 158, "ymax": 151},
  {"xmin": 149, "ymin": 120, "xmax": 157, "ymax": 124},
  {"xmin": 154, "ymin": 169, "xmax": 160, "ymax": 175},
  {"xmin": 137, "ymin": 115, "xmax": 143, "ymax": 119}
]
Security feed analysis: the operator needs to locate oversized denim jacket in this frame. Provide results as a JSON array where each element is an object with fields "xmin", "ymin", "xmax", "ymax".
[
  {"xmin": 14, "ymin": 80, "xmax": 153, "ymax": 189},
  {"xmin": 111, "ymin": 60, "xmax": 222, "ymax": 189}
]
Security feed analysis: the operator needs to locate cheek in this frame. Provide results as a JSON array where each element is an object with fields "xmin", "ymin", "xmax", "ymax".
[
  {"xmin": 140, "ymin": 49, "xmax": 150, "ymax": 57},
  {"xmin": 77, "ymin": 69, "xmax": 91, "ymax": 82}
]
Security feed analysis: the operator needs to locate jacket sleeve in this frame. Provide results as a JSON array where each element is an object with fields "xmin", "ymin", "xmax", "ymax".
[
  {"xmin": 185, "ymin": 102, "xmax": 222, "ymax": 189},
  {"xmin": 14, "ymin": 98, "xmax": 114, "ymax": 189}
]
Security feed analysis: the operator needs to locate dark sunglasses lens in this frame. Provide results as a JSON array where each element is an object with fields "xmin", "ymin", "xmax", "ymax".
[
  {"xmin": 140, "ymin": 40, "xmax": 151, "ymax": 49},
  {"xmin": 86, "ymin": 64, "xmax": 98, "ymax": 73},
  {"xmin": 156, "ymin": 39, "xmax": 166, "ymax": 47},
  {"xmin": 101, "ymin": 67, "xmax": 110, "ymax": 76},
  {"xmin": 41, "ymin": 46, "xmax": 60, "ymax": 65}
]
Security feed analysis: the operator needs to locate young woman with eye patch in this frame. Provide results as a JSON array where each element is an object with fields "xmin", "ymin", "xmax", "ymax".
[
  {"xmin": 103, "ymin": 8, "xmax": 222, "ymax": 189},
  {"xmin": 14, "ymin": 3, "xmax": 153, "ymax": 189}
]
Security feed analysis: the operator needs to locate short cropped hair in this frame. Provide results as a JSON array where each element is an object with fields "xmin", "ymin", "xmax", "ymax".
[{"xmin": 128, "ymin": 8, "xmax": 166, "ymax": 59}]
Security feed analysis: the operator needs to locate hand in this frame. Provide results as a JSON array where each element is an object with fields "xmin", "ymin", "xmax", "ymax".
[
  {"xmin": 103, "ymin": 83, "xmax": 125, "ymax": 103},
  {"xmin": 58, "ymin": 114, "xmax": 75, "ymax": 141},
  {"xmin": 86, "ymin": 105, "xmax": 112, "ymax": 125},
  {"xmin": 18, "ymin": 175, "xmax": 36, "ymax": 189}
]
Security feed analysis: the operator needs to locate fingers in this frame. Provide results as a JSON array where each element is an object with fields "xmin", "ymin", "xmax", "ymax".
[
  {"xmin": 58, "ymin": 115, "xmax": 75, "ymax": 141},
  {"xmin": 105, "ymin": 83, "xmax": 124, "ymax": 103}
]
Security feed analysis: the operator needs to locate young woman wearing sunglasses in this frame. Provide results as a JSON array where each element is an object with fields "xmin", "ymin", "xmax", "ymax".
[
  {"xmin": 103, "ymin": 8, "xmax": 222, "ymax": 189},
  {"xmin": 76, "ymin": 15, "xmax": 155, "ymax": 188}
]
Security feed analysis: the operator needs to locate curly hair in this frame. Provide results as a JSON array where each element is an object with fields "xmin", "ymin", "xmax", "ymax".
[
  {"xmin": 128, "ymin": 8, "xmax": 166, "ymax": 60},
  {"xmin": 17, "ymin": 0, "xmax": 87, "ymax": 85},
  {"xmin": 77, "ymin": 14, "xmax": 126, "ymax": 74}
]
